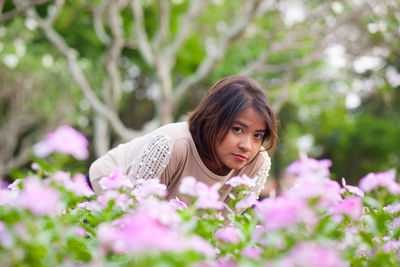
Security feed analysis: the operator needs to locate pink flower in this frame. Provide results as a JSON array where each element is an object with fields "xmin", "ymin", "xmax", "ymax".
[
  {"xmin": 0, "ymin": 189, "xmax": 19, "ymax": 206},
  {"xmin": 52, "ymin": 171, "xmax": 71, "ymax": 185},
  {"xmin": 286, "ymin": 158, "xmax": 332, "ymax": 178},
  {"xmin": 132, "ymin": 178, "xmax": 167, "ymax": 201},
  {"xmin": 70, "ymin": 173, "xmax": 95, "ymax": 197},
  {"xmin": 214, "ymin": 226, "xmax": 241, "ymax": 244},
  {"xmin": 194, "ymin": 182, "xmax": 224, "ymax": 210},
  {"xmin": 392, "ymin": 217, "xmax": 400, "ymax": 229},
  {"xmin": 286, "ymin": 176, "xmax": 341, "ymax": 208},
  {"xmin": 382, "ymin": 240, "xmax": 400, "ymax": 253},
  {"xmin": 359, "ymin": 170, "xmax": 400, "ymax": 194},
  {"xmin": 179, "ymin": 176, "xmax": 197, "ymax": 196},
  {"xmin": 52, "ymin": 171, "xmax": 94, "ymax": 197},
  {"xmin": 169, "ymin": 197, "xmax": 188, "ymax": 210},
  {"xmin": 332, "ymin": 196, "xmax": 363, "ymax": 221},
  {"xmin": 33, "ymin": 125, "xmax": 89, "ymax": 160},
  {"xmin": 383, "ymin": 203, "xmax": 400, "ymax": 214},
  {"xmin": 76, "ymin": 201, "xmax": 102, "ymax": 211},
  {"xmin": 283, "ymin": 241, "xmax": 348, "ymax": 267},
  {"xmin": 98, "ymin": 211, "xmax": 186, "ymax": 254},
  {"xmin": 97, "ymin": 191, "xmax": 132, "ymax": 211},
  {"xmin": 0, "ymin": 221, "xmax": 13, "ymax": 248},
  {"xmin": 136, "ymin": 198, "xmax": 182, "ymax": 227},
  {"xmin": 74, "ymin": 226, "xmax": 87, "ymax": 237},
  {"xmin": 235, "ymin": 192, "xmax": 258, "ymax": 210},
  {"xmin": 242, "ymin": 247, "xmax": 263, "ymax": 260},
  {"xmin": 18, "ymin": 178, "xmax": 61, "ymax": 215},
  {"xmin": 319, "ymin": 180, "xmax": 342, "ymax": 207},
  {"xmin": 99, "ymin": 168, "xmax": 132, "ymax": 191},
  {"xmin": 255, "ymin": 196, "xmax": 305, "ymax": 230},
  {"xmin": 226, "ymin": 174, "xmax": 256, "ymax": 188},
  {"xmin": 184, "ymin": 236, "xmax": 217, "ymax": 259},
  {"xmin": 341, "ymin": 178, "xmax": 365, "ymax": 197},
  {"xmin": 7, "ymin": 179, "xmax": 22, "ymax": 191}
]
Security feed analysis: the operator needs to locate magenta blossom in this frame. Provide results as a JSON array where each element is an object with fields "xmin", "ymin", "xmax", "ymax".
[
  {"xmin": 214, "ymin": 226, "xmax": 241, "ymax": 244},
  {"xmin": 341, "ymin": 178, "xmax": 365, "ymax": 197},
  {"xmin": 194, "ymin": 182, "xmax": 224, "ymax": 210},
  {"xmin": 136, "ymin": 198, "xmax": 182, "ymax": 227},
  {"xmin": 169, "ymin": 197, "xmax": 188, "ymax": 210},
  {"xmin": 99, "ymin": 168, "xmax": 133, "ymax": 191},
  {"xmin": 280, "ymin": 241, "xmax": 348, "ymax": 267},
  {"xmin": 0, "ymin": 221, "xmax": 13, "ymax": 248},
  {"xmin": 332, "ymin": 196, "xmax": 363, "ymax": 221},
  {"xmin": 132, "ymin": 178, "xmax": 167, "ymax": 201},
  {"xmin": 286, "ymin": 158, "xmax": 332, "ymax": 179},
  {"xmin": 33, "ymin": 125, "xmax": 89, "ymax": 160},
  {"xmin": 226, "ymin": 174, "xmax": 256, "ymax": 188},
  {"xmin": 180, "ymin": 177, "xmax": 224, "ymax": 210},
  {"xmin": 178, "ymin": 176, "xmax": 197, "ymax": 196},
  {"xmin": 382, "ymin": 240, "xmax": 400, "ymax": 253},
  {"xmin": 52, "ymin": 171, "xmax": 94, "ymax": 197},
  {"xmin": 255, "ymin": 196, "xmax": 305, "ymax": 231},
  {"xmin": 0, "ymin": 189, "xmax": 19, "ymax": 207},
  {"xmin": 96, "ymin": 191, "xmax": 132, "ymax": 211},
  {"xmin": 18, "ymin": 178, "xmax": 61, "ymax": 215},
  {"xmin": 285, "ymin": 177, "xmax": 341, "ymax": 208},
  {"xmin": 98, "ymin": 210, "xmax": 206, "ymax": 255},
  {"xmin": 359, "ymin": 170, "xmax": 400, "ymax": 194},
  {"xmin": 235, "ymin": 192, "xmax": 258, "ymax": 210},
  {"xmin": 242, "ymin": 247, "xmax": 263, "ymax": 260},
  {"xmin": 383, "ymin": 203, "xmax": 400, "ymax": 214},
  {"xmin": 70, "ymin": 173, "xmax": 95, "ymax": 197},
  {"xmin": 74, "ymin": 226, "xmax": 87, "ymax": 237}
]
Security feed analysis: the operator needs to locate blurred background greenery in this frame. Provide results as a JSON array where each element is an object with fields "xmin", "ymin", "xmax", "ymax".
[{"xmin": 0, "ymin": 0, "xmax": 399, "ymax": 188}]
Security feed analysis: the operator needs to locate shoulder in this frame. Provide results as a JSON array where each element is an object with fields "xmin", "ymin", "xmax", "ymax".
[
  {"xmin": 155, "ymin": 122, "xmax": 189, "ymax": 141},
  {"xmin": 147, "ymin": 122, "xmax": 191, "ymax": 164},
  {"xmin": 245, "ymin": 150, "xmax": 271, "ymax": 197},
  {"xmin": 257, "ymin": 150, "xmax": 271, "ymax": 171},
  {"xmin": 249, "ymin": 150, "xmax": 271, "ymax": 174}
]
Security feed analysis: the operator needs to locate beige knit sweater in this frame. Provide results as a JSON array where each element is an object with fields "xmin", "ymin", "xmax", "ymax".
[{"xmin": 89, "ymin": 122, "xmax": 271, "ymax": 205}]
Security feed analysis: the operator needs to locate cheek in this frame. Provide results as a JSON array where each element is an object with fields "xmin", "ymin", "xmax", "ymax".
[{"xmin": 251, "ymin": 143, "xmax": 262, "ymax": 156}]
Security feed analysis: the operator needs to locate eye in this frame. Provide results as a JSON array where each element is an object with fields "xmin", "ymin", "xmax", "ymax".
[
  {"xmin": 254, "ymin": 133, "xmax": 264, "ymax": 140},
  {"xmin": 232, "ymin": 126, "xmax": 243, "ymax": 133}
]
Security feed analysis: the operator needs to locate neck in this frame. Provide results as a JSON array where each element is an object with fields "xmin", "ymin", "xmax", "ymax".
[{"xmin": 200, "ymin": 154, "xmax": 231, "ymax": 176}]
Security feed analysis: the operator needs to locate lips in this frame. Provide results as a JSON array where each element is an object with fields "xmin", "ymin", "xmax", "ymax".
[{"xmin": 233, "ymin": 153, "xmax": 247, "ymax": 161}]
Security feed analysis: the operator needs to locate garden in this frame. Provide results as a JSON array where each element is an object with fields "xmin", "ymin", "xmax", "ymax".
[
  {"xmin": 1, "ymin": 126, "xmax": 399, "ymax": 266},
  {"xmin": 1, "ymin": 0, "xmax": 400, "ymax": 266}
]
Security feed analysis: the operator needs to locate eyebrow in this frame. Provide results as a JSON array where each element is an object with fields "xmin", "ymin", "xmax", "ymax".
[{"xmin": 232, "ymin": 121, "xmax": 266, "ymax": 133}]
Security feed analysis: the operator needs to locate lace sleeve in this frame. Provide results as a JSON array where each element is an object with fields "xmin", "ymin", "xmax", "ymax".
[
  {"xmin": 127, "ymin": 133, "xmax": 173, "ymax": 180},
  {"xmin": 252, "ymin": 152, "xmax": 271, "ymax": 198}
]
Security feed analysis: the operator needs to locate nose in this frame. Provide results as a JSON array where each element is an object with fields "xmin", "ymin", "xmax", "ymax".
[{"xmin": 239, "ymin": 135, "xmax": 252, "ymax": 151}]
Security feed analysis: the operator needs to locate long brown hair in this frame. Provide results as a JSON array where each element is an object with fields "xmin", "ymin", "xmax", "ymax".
[{"xmin": 188, "ymin": 75, "xmax": 278, "ymax": 166}]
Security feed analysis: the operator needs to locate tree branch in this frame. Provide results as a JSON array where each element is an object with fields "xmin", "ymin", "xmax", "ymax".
[
  {"xmin": 0, "ymin": 0, "xmax": 4, "ymax": 16},
  {"xmin": 152, "ymin": 0, "xmax": 170, "ymax": 51},
  {"xmin": 1, "ymin": 0, "xmax": 52, "ymax": 22},
  {"xmin": 105, "ymin": 0, "xmax": 127, "ymax": 106},
  {"xmin": 272, "ymin": 69, "xmax": 293, "ymax": 113},
  {"xmin": 172, "ymin": 0, "xmax": 263, "ymax": 110},
  {"xmin": 92, "ymin": 2, "xmax": 111, "ymax": 45},
  {"xmin": 20, "ymin": 6, "xmax": 136, "ymax": 141},
  {"xmin": 47, "ymin": 0, "xmax": 64, "ymax": 25},
  {"xmin": 130, "ymin": 0, "xmax": 154, "ymax": 66},
  {"xmin": 164, "ymin": 0, "xmax": 208, "ymax": 68},
  {"xmin": 241, "ymin": 2, "xmax": 367, "ymax": 76}
]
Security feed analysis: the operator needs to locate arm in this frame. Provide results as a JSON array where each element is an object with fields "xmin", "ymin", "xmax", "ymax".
[{"xmin": 89, "ymin": 141, "xmax": 135, "ymax": 195}]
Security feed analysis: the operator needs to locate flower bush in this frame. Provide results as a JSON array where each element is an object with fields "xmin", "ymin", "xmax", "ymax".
[{"xmin": 1, "ymin": 127, "xmax": 400, "ymax": 266}]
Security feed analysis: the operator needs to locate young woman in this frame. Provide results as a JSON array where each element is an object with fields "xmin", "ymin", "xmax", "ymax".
[{"xmin": 89, "ymin": 75, "xmax": 278, "ymax": 206}]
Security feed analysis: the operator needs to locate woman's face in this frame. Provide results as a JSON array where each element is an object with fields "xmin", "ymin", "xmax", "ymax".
[{"xmin": 215, "ymin": 107, "xmax": 266, "ymax": 171}]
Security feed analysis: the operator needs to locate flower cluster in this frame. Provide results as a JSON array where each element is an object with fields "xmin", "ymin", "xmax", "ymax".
[{"xmin": 1, "ymin": 126, "xmax": 400, "ymax": 266}]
